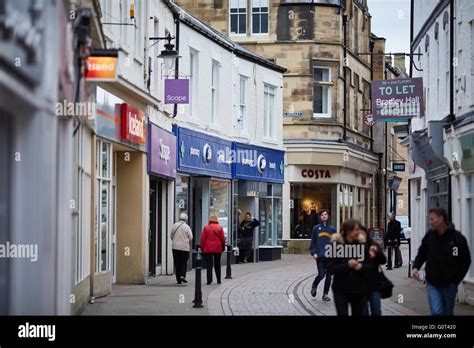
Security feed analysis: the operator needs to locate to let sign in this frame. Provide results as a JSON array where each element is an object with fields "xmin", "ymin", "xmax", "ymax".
[
  {"xmin": 121, "ymin": 103, "xmax": 146, "ymax": 145},
  {"xmin": 371, "ymin": 77, "xmax": 424, "ymax": 121},
  {"xmin": 164, "ymin": 79, "xmax": 189, "ymax": 104}
]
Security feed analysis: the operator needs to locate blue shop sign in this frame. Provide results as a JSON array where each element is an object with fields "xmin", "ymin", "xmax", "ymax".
[
  {"xmin": 174, "ymin": 126, "xmax": 232, "ymax": 179},
  {"xmin": 233, "ymin": 143, "xmax": 284, "ymax": 184}
]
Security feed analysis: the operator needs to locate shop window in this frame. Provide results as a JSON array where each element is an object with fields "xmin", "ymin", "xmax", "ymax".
[
  {"xmin": 273, "ymin": 197, "xmax": 283, "ymax": 245},
  {"xmin": 175, "ymin": 175, "xmax": 189, "ymax": 221},
  {"xmin": 230, "ymin": 0, "xmax": 247, "ymax": 35},
  {"xmin": 252, "ymin": 0, "xmax": 269, "ymax": 34},
  {"xmin": 339, "ymin": 185, "xmax": 354, "ymax": 228},
  {"xmin": 313, "ymin": 67, "xmax": 331, "ymax": 118},
  {"xmin": 210, "ymin": 179, "xmax": 231, "ymax": 241},
  {"xmin": 259, "ymin": 198, "xmax": 273, "ymax": 246},
  {"xmin": 96, "ymin": 140, "xmax": 112, "ymax": 273},
  {"xmin": 290, "ymin": 183, "xmax": 338, "ymax": 239}
]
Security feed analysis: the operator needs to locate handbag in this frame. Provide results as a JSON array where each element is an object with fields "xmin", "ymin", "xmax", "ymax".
[
  {"xmin": 378, "ymin": 267, "xmax": 394, "ymax": 299},
  {"xmin": 210, "ymin": 225, "xmax": 226, "ymax": 252}
]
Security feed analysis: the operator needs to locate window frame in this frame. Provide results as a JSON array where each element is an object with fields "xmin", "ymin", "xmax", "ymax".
[
  {"xmin": 263, "ymin": 83, "xmax": 276, "ymax": 139},
  {"xmin": 211, "ymin": 59, "xmax": 220, "ymax": 124},
  {"xmin": 230, "ymin": 0, "xmax": 248, "ymax": 35},
  {"xmin": 189, "ymin": 47, "xmax": 199, "ymax": 118},
  {"xmin": 251, "ymin": 0, "xmax": 270, "ymax": 35},
  {"xmin": 239, "ymin": 75, "xmax": 248, "ymax": 131},
  {"xmin": 313, "ymin": 66, "xmax": 332, "ymax": 118}
]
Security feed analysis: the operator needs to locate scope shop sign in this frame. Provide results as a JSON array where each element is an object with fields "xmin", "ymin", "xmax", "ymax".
[
  {"xmin": 371, "ymin": 77, "xmax": 424, "ymax": 121},
  {"xmin": 164, "ymin": 79, "xmax": 189, "ymax": 104}
]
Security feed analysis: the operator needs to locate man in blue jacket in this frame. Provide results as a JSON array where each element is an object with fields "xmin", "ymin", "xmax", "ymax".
[{"xmin": 309, "ymin": 209, "xmax": 337, "ymax": 300}]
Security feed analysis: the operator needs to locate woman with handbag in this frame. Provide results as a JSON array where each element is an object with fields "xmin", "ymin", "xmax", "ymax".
[
  {"xmin": 326, "ymin": 219, "xmax": 371, "ymax": 316},
  {"xmin": 357, "ymin": 226, "xmax": 389, "ymax": 316},
  {"xmin": 200, "ymin": 214, "xmax": 226, "ymax": 285}
]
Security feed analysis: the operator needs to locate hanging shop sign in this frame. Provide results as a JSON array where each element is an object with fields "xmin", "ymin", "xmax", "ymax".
[
  {"xmin": 149, "ymin": 124, "xmax": 177, "ymax": 179},
  {"xmin": 85, "ymin": 50, "xmax": 118, "ymax": 81},
  {"xmin": 233, "ymin": 143, "xmax": 284, "ymax": 184},
  {"xmin": 363, "ymin": 114, "xmax": 376, "ymax": 127},
  {"xmin": 371, "ymin": 77, "xmax": 424, "ymax": 121},
  {"xmin": 174, "ymin": 126, "xmax": 232, "ymax": 179},
  {"xmin": 164, "ymin": 79, "xmax": 189, "ymax": 104},
  {"xmin": 392, "ymin": 162, "xmax": 406, "ymax": 172},
  {"xmin": 121, "ymin": 103, "xmax": 146, "ymax": 145}
]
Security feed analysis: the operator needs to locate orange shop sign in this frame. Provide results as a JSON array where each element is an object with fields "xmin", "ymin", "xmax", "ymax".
[{"xmin": 85, "ymin": 52, "xmax": 118, "ymax": 81}]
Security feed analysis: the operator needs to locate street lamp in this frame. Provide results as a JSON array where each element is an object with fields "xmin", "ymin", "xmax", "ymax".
[{"xmin": 150, "ymin": 33, "xmax": 181, "ymax": 71}]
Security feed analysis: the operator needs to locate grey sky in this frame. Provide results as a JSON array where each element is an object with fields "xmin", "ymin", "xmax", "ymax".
[{"xmin": 368, "ymin": 0, "xmax": 410, "ymax": 69}]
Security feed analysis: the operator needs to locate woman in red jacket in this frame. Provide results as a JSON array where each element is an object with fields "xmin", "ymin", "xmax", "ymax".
[{"xmin": 200, "ymin": 214, "xmax": 226, "ymax": 284}]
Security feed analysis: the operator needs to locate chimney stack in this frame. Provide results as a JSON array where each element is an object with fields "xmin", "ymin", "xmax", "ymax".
[{"xmin": 394, "ymin": 53, "xmax": 406, "ymax": 74}]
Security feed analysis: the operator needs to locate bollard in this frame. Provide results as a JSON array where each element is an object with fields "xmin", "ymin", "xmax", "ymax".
[
  {"xmin": 225, "ymin": 244, "xmax": 232, "ymax": 279},
  {"xmin": 193, "ymin": 248, "xmax": 204, "ymax": 308}
]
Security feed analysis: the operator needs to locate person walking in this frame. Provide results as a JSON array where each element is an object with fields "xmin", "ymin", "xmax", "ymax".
[
  {"xmin": 411, "ymin": 208, "xmax": 471, "ymax": 316},
  {"xmin": 170, "ymin": 213, "xmax": 193, "ymax": 285},
  {"xmin": 358, "ymin": 225, "xmax": 387, "ymax": 316},
  {"xmin": 200, "ymin": 214, "xmax": 226, "ymax": 285},
  {"xmin": 385, "ymin": 212, "xmax": 401, "ymax": 270},
  {"xmin": 309, "ymin": 209, "xmax": 336, "ymax": 301},
  {"xmin": 326, "ymin": 219, "xmax": 370, "ymax": 316},
  {"xmin": 238, "ymin": 212, "xmax": 260, "ymax": 263}
]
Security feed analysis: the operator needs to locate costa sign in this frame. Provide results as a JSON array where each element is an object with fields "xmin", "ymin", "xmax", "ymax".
[
  {"xmin": 301, "ymin": 169, "xmax": 331, "ymax": 179},
  {"xmin": 121, "ymin": 103, "xmax": 146, "ymax": 145}
]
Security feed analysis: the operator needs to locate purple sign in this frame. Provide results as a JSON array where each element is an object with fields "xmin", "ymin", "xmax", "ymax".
[
  {"xmin": 164, "ymin": 79, "xmax": 189, "ymax": 104},
  {"xmin": 149, "ymin": 124, "xmax": 177, "ymax": 178},
  {"xmin": 371, "ymin": 77, "xmax": 424, "ymax": 120}
]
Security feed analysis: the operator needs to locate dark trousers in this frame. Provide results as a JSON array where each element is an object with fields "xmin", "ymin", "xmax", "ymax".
[
  {"xmin": 172, "ymin": 249, "xmax": 189, "ymax": 283},
  {"xmin": 333, "ymin": 291, "xmax": 366, "ymax": 316},
  {"xmin": 312, "ymin": 259, "xmax": 332, "ymax": 295},
  {"xmin": 387, "ymin": 245, "xmax": 401, "ymax": 268},
  {"xmin": 204, "ymin": 253, "xmax": 221, "ymax": 284}
]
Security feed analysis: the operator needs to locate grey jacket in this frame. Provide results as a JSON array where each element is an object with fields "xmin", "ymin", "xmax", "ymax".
[{"xmin": 170, "ymin": 221, "xmax": 193, "ymax": 251}]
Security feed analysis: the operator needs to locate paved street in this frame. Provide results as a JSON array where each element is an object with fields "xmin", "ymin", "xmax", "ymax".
[{"xmin": 83, "ymin": 246, "xmax": 474, "ymax": 316}]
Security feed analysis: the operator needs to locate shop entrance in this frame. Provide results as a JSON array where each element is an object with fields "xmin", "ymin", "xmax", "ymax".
[
  {"xmin": 236, "ymin": 196, "xmax": 257, "ymax": 262},
  {"xmin": 149, "ymin": 178, "xmax": 164, "ymax": 277}
]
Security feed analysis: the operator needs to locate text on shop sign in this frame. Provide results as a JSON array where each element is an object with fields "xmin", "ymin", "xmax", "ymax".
[{"xmin": 301, "ymin": 169, "xmax": 331, "ymax": 179}]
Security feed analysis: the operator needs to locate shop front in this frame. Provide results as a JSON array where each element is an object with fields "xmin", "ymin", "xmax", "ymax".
[
  {"xmin": 232, "ymin": 143, "xmax": 285, "ymax": 261},
  {"xmin": 283, "ymin": 156, "xmax": 376, "ymax": 254},
  {"xmin": 148, "ymin": 123, "xmax": 176, "ymax": 277},
  {"xmin": 91, "ymin": 87, "xmax": 148, "ymax": 297},
  {"xmin": 173, "ymin": 126, "xmax": 233, "ymax": 250}
]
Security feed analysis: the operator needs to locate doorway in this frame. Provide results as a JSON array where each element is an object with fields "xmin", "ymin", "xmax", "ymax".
[{"xmin": 149, "ymin": 178, "xmax": 164, "ymax": 277}]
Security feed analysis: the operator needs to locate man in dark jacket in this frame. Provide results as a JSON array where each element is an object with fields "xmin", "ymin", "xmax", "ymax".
[
  {"xmin": 412, "ymin": 208, "xmax": 471, "ymax": 316},
  {"xmin": 238, "ymin": 212, "xmax": 260, "ymax": 263},
  {"xmin": 309, "ymin": 209, "xmax": 336, "ymax": 301},
  {"xmin": 385, "ymin": 212, "xmax": 401, "ymax": 270}
]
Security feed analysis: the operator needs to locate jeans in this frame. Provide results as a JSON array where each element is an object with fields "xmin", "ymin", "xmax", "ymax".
[
  {"xmin": 172, "ymin": 249, "xmax": 189, "ymax": 283},
  {"xmin": 203, "ymin": 253, "xmax": 222, "ymax": 284},
  {"xmin": 312, "ymin": 259, "xmax": 331, "ymax": 295},
  {"xmin": 426, "ymin": 283, "xmax": 458, "ymax": 316},
  {"xmin": 363, "ymin": 291, "xmax": 382, "ymax": 316},
  {"xmin": 333, "ymin": 291, "xmax": 366, "ymax": 316}
]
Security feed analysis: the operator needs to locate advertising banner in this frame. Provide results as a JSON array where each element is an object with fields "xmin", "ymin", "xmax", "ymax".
[
  {"xmin": 86, "ymin": 55, "xmax": 118, "ymax": 81},
  {"xmin": 371, "ymin": 77, "xmax": 424, "ymax": 121}
]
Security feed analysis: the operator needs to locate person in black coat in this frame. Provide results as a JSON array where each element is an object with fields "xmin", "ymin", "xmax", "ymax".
[
  {"xmin": 358, "ymin": 226, "xmax": 387, "ymax": 316},
  {"xmin": 326, "ymin": 219, "xmax": 373, "ymax": 316},
  {"xmin": 238, "ymin": 212, "xmax": 260, "ymax": 263},
  {"xmin": 412, "ymin": 208, "xmax": 471, "ymax": 316},
  {"xmin": 385, "ymin": 212, "xmax": 401, "ymax": 270}
]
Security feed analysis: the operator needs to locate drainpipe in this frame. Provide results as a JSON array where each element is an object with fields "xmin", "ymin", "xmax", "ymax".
[
  {"xmin": 408, "ymin": 0, "xmax": 414, "ymax": 231},
  {"xmin": 369, "ymin": 38, "xmax": 374, "ymax": 152},
  {"xmin": 384, "ymin": 66, "xmax": 388, "ymax": 231},
  {"xmin": 447, "ymin": 0, "xmax": 455, "ymax": 222},
  {"xmin": 342, "ymin": 13, "xmax": 348, "ymax": 141},
  {"xmin": 172, "ymin": 13, "xmax": 181, "ymax": 118}
]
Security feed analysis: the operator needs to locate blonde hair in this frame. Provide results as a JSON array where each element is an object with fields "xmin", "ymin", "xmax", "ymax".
[{"xmin": 209, "ymin": 214, "xmax": 219, "ymax": 223}]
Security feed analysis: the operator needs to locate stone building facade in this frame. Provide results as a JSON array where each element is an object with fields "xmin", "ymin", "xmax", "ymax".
[{"xmin": 175, "ymin": 0, "xmax": 384, "ymax": 252}]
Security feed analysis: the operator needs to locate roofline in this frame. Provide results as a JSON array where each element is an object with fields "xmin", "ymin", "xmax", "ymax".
[{"xmin": 163, "ymin": 0, "xmax": 287, "ymax": 73}]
